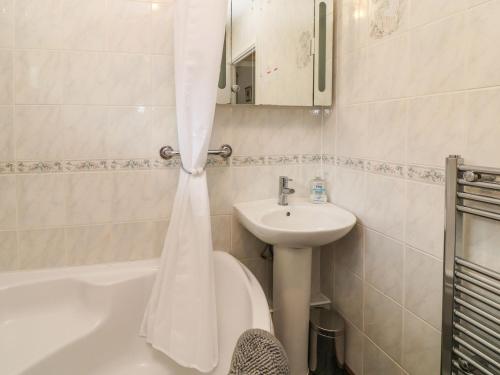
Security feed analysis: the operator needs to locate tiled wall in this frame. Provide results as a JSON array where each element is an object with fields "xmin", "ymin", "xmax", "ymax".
[
  {"xmin": 0, "ymin": 0, "xmax": 324, "ymax": 288},
  {"xmin": 322, "ymin": 0, "xmax": 500, "ymax": 374}
]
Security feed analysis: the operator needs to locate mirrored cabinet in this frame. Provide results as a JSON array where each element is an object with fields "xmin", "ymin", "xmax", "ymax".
[{"xmin": 217, "ymin": 0, "xmax": 334, "ymax": 107}]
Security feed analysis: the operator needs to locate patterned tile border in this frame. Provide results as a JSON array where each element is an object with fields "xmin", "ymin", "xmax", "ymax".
[
  {"xmin": 231, "ymin": 156, "xmax": 267, "ymax": 167},
  {"xmin": 332, "ymin": 154, "xmax": 445, "ymax": 185},
  {"xmin": 336, "ymin": 156, "xmax": 365, "ymax": 170},
  {"xmin": 1, "ymin": 154, "xmax": 322, "ymax": 175},
  {"xmin": 0, "ymin": 155, "xmax": 446, "ymax": 185},
  {"xmin": 0, "ymin": 162, "xmax": 15, "ymax": 174},
  {"xmin": 366, "ymin": 160, "xmax": 406, "ymax": 178},
  {"xmin": 407, "ymin": 165, "xmax": 446, "ymax": 185}
]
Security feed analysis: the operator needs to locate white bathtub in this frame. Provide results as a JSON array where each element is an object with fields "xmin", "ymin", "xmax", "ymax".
[{"xmin": 0, "ymin": 251, "xmax": 272, "ymax": 375}]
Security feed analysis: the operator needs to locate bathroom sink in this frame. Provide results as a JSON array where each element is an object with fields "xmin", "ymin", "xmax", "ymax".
[
  {"xmin": 234, "ymin": 198, "xmax": 356, "ymax": 375},
  {"xmin": 234, "ymin": 198, "xmax": 356, "ymax": 248}
]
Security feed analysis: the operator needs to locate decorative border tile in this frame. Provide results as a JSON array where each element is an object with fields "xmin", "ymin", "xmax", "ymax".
[
  {"xmin": 109, "ymin": 159, "xmax": 152, "ymax": 170},
  {"xmin": 206, "ymin": 155, "xmax": 230, "ymax": 168},
  {"xmin": 407, "ymin": 165, "xmax": 445, "ymax": 185},
  {"xmin": 17, "ymin": 161, "xmax": 64, "ymax": 174},
  {"xmin": 366, "ymin": 160, "xmax": 406, "ymax": 178},
  {"xmin": 267, "ymin": 155, "xmax": 301, "ymax": 166},
  {"xmin": 64, "ymin": 160, "xmax": 108, "ymax": 172},
  {"xmin": 231, "ymin": 156, "xmax": 267, "ymax": 167},
  {"xmin": 322, "ymin": 155, "xmax": 336, "ymax": 165},
  {"xmin": 0, "ymin": 162, "xmax": 15, "ymax": 174},
  {"xmin": 301, "ymin": 154, "xmax": 323, "ymax": 164},
  {"xmin": 329, "ymin": 154, "xmax": 446, "ymax": 185},
  {"xmin": 336, "ymin": 156, "xmax": 365, "ymax": 170},
  {"xmin": 152, "ymin": 158, "xmax": 181, "ymax": 169}
]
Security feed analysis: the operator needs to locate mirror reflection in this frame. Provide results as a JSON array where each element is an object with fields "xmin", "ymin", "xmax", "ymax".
[{"xmin": 218, "ymin": 0, "xmax": 333, "ymax": 107}]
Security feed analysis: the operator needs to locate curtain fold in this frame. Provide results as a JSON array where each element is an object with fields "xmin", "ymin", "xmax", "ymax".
[{"xmin": 140, "ymin": 0, "xmax": 228, "ymax": 372}]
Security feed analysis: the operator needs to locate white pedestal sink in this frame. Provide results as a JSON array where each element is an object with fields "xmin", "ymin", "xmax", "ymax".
[{"xmin": 234, "ymin": 198, "xmax": 356, "ymax": 375}]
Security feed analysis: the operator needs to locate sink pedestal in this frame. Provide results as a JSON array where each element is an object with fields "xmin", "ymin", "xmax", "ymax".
[{"xmin": 273, "ymin": 245, "xmax": 312, "ymax": 375}]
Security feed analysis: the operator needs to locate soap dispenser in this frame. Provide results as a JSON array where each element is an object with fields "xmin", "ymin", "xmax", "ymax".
[{"xmin": 309, "ymin": 176, "xmax": 327, "ymax": 204}]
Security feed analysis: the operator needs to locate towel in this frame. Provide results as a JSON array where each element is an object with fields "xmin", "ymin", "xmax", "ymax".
[{"xmin": 229, "ymin": 329, "xmax": 290, "ymax": 375}]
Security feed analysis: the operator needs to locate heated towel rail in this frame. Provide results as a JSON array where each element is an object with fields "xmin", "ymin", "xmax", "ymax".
[{"xmin": 442, "ymin": 155, "xmax": 500, "ymax": 375}]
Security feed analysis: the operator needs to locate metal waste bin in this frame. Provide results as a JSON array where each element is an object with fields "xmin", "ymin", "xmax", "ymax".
[{"xmin": 309, "ymin": 308, "xmax": 345, "ymax": 375}]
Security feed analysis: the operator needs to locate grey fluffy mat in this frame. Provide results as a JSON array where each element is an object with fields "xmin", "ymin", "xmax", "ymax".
[{"xmin": 228, "ymin": 329, "xmax": 290, "ymax": 375}]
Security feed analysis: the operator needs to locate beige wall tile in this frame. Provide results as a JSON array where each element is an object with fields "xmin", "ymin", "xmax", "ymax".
[
  {"xmin": 112, "ymin": 171, "xmax": 155, "ymax": 222},
  {"xmin": 408, "ymin": 14, "xmax": 466, "ymax": 95},
  {"xmin": 152, "ymin": 54, "xmax": 175, "ymax": 106},
  {"xmin": 61, "ymin": 51, "xmax": 110, "ymax": 105},
  {"xmin": 467, "ymin": 0, "xmax": 500, "ymax": 88},
  {"xmin": 17, "ymin": 174, "xmax": 66, "ymax": 229},
  {"xmin": 230, "ymin": 215, "xmax": 266, "ymax": 260},
  {"xmin": 409, "ymin": 0, "xmax": 467, "ymax": 28},
  {"xmin": 331, "ymin": 167, "xmax": 366, "ymax": 221},
  {"xmin": 366, "ymin": 100, "xmax": 407, "ymax": 164},
  {"xmin": 466, "ymin": 87, "xmax": 500, "ymax": 167},
  {"xmin": 0, "ymin": 50, "xmax": 13, "ymax": 105},
  {"xmin": 334, "ymin": 223, "xmax": 364, "ymax": 277},
  {"xmin": 106, "ymin": 106, "xmax": 152, "ymax": 159},
  {"xmin": 0, "ymin": 176, "xmax": 16, "ymax": 230},
  {"xmin": 0, "ymin": 0, "xmax": 13, "ymax": 48},
  {"xmin": 364, "ymin": 34, "xmax": 410, "ymax": 101},
  {"xmin": 211, "ymin": 215, "xmax": 231, "ymax": 252},
  {"xmin": 109, "ymin": 53, "xmax": 151, "ymax": 106},
  {"xmin": 15, "ymin": 0, "xmax": 61, "ymax": 49},
  {"xmin": 364, "ymin": 174, "xmax": 405, "ymax": 241},
  {"xmin": 151, "ymin": 106, "xmax": 177, "ymax": 157},
  {"xmin": 61, "ymin": 0, "xmax": 107, "ymax": 51},
  {"xmin": 404, "ymin": 247, "xmax": 443, "ymax": 330},
  {"xmin": 107, "ymin": 0, "xmax": 152, "ymax": 53},
  {"xmin": 207, "ymin": 166, "xmax": 233, "ymax": 215},
  {"xmin": 150, "ymin": 169, "xmax": 178, "ymax": 220},
  {"xmin": 405, "ymin": 181, "xmax": 445, "ymax": 259},
  {"xmin": 110, "ymin": 221, "xmax": 157, "ymax": 261},
  {"xmin": 65, "ymin": 224, "xmax": 114, "ymax": 266},
  {"xmin": 15, "ymin": 106, "xmax": 64, "ymax": 161},
  {"xmin": 337, "ymin": 104, "xmax": 369, "ymax": 159},
  {"xmin": 18, "ymin": 228, "xmax": 66, "ymax": 269},
  {"xmin": 365, "ymin": 229, "xmax": 404, "ymax": 303},
  {"xmin": 61, "ymin": 106, "xmax": 109, "ymax": 160},
  {"xmin": 402, "ymin": 311, "xmax": 441, "ymax": 375},
  {"xmin": 0, "ymin": 230, "xmax": 17, "ymax": 271},
  {"xmin": 407, "ymin": 93, "xmax": 467, "ymax": 168},
  {"xmin": 335, "ymin": 266, "xmax": 364, "ymax": 329},
  {"xmin": 364, "ymin": 285, "xmax": 403, "ymax": 362},
  {"xmin": 345, "ymin": 321, "xmax": 364, "ymax": 375},
  {"xmin": 66, "ymin": 173, "xmax": 114, "ymax": 225},
  {"xmin": 232, "ymin": 166, "xmax": 274, "ymax": 204},
  {"xmin": 341, "ymin": 0, "xmax": 369, "ymax": 54},
  {"xmin": 15, "ymin": 50, "xmax": 62, "ymax": 105},
  {"xmin": 0, "ymin": 106, "xmax": 14, "ymax": 160},
  {"xmin": 363, "ymin": 337, "xmax": 404, "ymax": 375},
  {"xmin": 151, "ymin": 1, "xmax": 174, "ymax": 55}
]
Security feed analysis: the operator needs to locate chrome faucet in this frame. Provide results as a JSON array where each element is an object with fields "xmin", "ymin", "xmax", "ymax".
[{"xmin": 278, "ymin": 176, "xmax": 295, "ymax": 206}]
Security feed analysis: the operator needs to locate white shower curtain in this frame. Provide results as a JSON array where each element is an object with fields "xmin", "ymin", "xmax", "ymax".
[{"xmin": 140, "ymin": 0, "xmax": 228, "ymax": 372}]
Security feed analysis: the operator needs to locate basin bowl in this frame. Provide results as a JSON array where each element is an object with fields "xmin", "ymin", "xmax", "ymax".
[{"xmin": 234, "ymin": 198, "xmax": 357, "ymax": 248}]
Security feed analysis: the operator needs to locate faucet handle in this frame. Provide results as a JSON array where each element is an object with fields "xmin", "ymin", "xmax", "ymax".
[{"xmin": 279, "ymin": 176, "xmax": 293, "ymax": 185}]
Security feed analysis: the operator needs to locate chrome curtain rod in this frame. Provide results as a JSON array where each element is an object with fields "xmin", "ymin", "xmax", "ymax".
[{"xmin": 159, "ymin": 144, "xmax": 233, "ymax": 160}]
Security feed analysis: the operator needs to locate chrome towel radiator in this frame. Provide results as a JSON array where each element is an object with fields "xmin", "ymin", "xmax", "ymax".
[{"xmin": 442, "ymin": 155, "xmax": 500, "ymax": 375}]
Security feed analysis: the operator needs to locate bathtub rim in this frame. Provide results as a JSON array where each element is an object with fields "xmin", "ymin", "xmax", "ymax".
[{"xmin": 0, "ymin": 251, "xmax": 272, "ymax": 332}]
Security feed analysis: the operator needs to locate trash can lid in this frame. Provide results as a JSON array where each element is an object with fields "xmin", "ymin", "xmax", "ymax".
[{"xmin": 310, "ymin": 308, "xmax": 345, "ymax": 338}]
